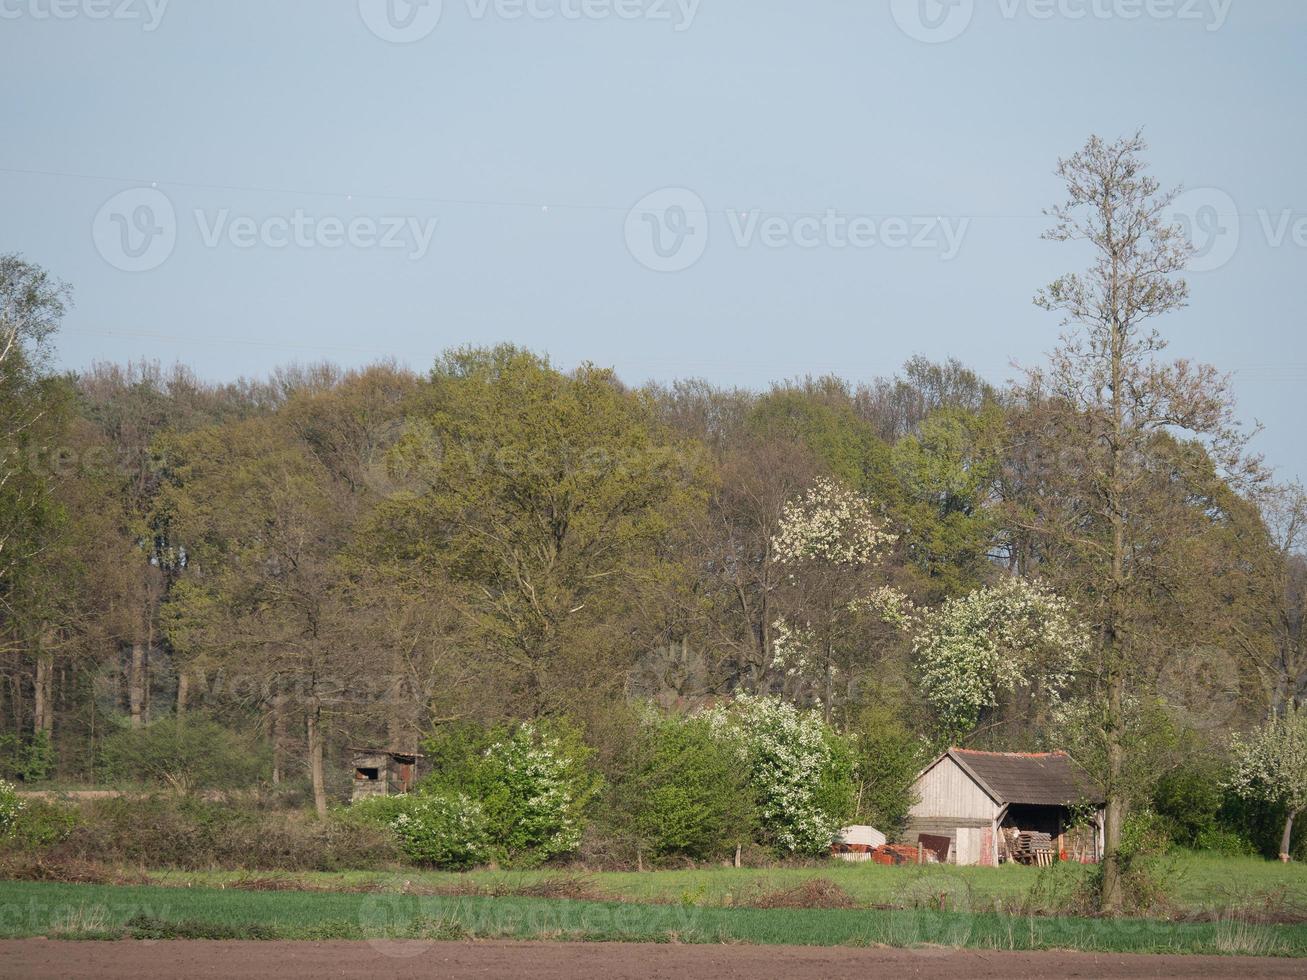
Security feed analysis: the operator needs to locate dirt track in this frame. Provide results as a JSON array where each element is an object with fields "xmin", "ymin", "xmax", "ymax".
[{"xmin": 1, "ymin": 940, "xmax": 1303, "ymax": 979}]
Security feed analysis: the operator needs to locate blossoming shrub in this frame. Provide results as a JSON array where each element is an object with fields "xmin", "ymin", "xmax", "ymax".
[
  {"xmin": 471, "ymin": 723, "xmax": 600, "ymax": 868},
  {"xmin": 705, "ymin": 695, "xmax": 854, "ymax": 855},
  {"xmin": 0, "ymin": 779, "xmax": 24, "ymax": 838},
  {"xmin": 388, "ymin": 793, "xmax": 489, "ymax": 870}
]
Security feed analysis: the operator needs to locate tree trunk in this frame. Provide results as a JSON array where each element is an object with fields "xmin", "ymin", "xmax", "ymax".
[
  {"xmin": 128, "ymin": 643, "xmax": 146, "ymax": 728},
  {"xmin": 307, "ymin": 703, "xmax": 328, "ymax": 818},
  {"xmin": 33, "ymin": 637, "xmax": 54, "ymax": 738},
  {"xmin": 1280, "ymin": 811, "xmax": 1296, "ymax": 863},
  {"xmin": 271, "ymin": 693, "xmax": 285, "ymax": 785},
  {"xmin": 1100, "ymin": 274, "xmax": 1128, "ymax": 916},
  {"xmin": 176, "ymin": 672, "xmax": 189, "ymax": 718}
]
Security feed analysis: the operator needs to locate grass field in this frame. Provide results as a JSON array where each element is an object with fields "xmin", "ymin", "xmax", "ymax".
[
  {"xmin": 1, "ymin": 879, "xmax": 1306, "ymax": 957},
  {"xmin": 133, "ymin": 853, "xmax": 1307, "ymax": 917}
]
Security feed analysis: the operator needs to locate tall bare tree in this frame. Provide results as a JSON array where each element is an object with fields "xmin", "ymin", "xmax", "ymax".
[{"xmin": 1018, "ymin": 133, "xmax": 1262, "ymax": 912}]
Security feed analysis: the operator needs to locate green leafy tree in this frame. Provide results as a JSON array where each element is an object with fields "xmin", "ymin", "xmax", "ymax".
[
  {"xmin": 891, "ymin": 405, "xmax": 1004, "ymax": 598},
  {"xmin": 371, "ymin": 346, "xmax": 705, "ymax": 717}
]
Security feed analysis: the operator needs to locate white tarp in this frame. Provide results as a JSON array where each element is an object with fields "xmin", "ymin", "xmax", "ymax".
[{"xmin": 837, "ymin": 825, "xmax": 887, "ymax": 849}]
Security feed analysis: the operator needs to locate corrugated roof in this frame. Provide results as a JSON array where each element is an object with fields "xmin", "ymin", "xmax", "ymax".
[{"xmin": 948, "ymin": 749, "xmax": 1103, "ymax": 807}]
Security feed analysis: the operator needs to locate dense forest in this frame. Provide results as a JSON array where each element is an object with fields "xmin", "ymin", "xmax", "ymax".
[{"xmin": 2, "ymin": 137, "xmax": 1305, "ymax": 905}]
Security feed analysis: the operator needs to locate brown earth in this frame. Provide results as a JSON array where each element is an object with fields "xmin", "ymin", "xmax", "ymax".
[{"xmin": 1, "ymin": 940, "xmax": 1303, "ymax": 979}]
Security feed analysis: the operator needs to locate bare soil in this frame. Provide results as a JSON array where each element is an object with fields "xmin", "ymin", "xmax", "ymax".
[{"xmin": 2, "ymin": 940, "xmax": 1303, "ymax": 979}]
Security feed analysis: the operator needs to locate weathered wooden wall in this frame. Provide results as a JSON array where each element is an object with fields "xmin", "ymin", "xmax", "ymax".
[{"xmin": 909, "ymin": 755, "xmax": 998, "ymax": 821}]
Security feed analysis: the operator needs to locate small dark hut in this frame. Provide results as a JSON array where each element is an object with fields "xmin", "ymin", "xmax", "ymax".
[{"xmin": 350, "ymin": 748, "xmax": 422, "ymax": 802}]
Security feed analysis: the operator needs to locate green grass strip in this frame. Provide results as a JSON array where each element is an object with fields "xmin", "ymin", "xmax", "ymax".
[{"xmin": 1, "ymin": 880, "xmax": 1306, "ymax": 956}]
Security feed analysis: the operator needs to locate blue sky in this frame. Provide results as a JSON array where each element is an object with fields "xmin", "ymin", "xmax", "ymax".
[{"xmin": 2, "ymin": 1, "xmax": 1304, "ymax": 477}]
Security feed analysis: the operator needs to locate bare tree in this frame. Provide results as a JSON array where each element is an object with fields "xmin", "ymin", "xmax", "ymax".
[{"xmin": 1019, "ymin": 133, "xmax": 1262, "ymax": 912}]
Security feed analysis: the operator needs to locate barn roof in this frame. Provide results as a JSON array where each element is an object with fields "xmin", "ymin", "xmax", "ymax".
[{"xmin": 944, "ymin": 749, "xmax": 1103, "ymax": 807}]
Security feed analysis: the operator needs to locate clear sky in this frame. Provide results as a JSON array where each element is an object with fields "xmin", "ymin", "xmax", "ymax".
[{"xmin": 2, "ymin": 1, "xmax": 1304, "ymax": 478}]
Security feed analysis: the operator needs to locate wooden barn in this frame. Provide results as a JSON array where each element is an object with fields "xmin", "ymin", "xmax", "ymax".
[{"xmin": 906, "ymin": 748, "xmax": 1105, "ymax": 866}]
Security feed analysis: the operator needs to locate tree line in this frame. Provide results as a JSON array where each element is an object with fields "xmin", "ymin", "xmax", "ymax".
[{"xmin": 2, "ymin": 135, "xmax": 1305, "ymax": 908}]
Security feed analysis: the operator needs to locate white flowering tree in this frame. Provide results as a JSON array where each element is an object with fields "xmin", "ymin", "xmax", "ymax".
[
  {"xmin": 905, "ymin": 577, "xmax": 1089, "ymax": 741},
  {"xmin": 705, "ymin": 694, "xmax": 855, "ymax": 855},
  {"xmin": 770, "ymin": 478, "xmax": 897, "ymax": 718},
  {"xmin": 1226, "ymin": 706, "xmax": 1307, "ymax": 862},
  {"xmin": 475, "ymin": 722, "xmax": 600, "ymax": 867}
]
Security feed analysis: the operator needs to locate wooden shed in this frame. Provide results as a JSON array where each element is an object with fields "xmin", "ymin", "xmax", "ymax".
[
  {"xmin": 906, "ymin": 748, "xmax": 1104, "ymax": 866},
  {"xmin": 350, "ymin": 748, "xmax": 422, "ymax": 803}
]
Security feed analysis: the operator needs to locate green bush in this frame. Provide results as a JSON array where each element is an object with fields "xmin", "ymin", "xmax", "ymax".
[
  {"xmin": 97, "ymin": 717, "xmax": 268, "ymax": 791},
  {"xmin": 605, "ymin": 711, "xmax": 756, "ymax": 864},
  {"xmin": 1193, "ymin": 828, "xmax": 1257, "ymax": 856},
  {"xmin": 704, "ymin": 695, "xmax": 856, "ymax": 856},
  {"xmin": 2, "ymin": 798, "xmax": 78, "ymax": 852},
  {"xmin": 1152, "ymin": 763, "xmax": 1223, "ymax": 849},
  {"xmin": 423, "ymin": 721, "xmax": 601, "ymax": 868},
  {"xmin": 46, "ymin": 795, "xmax": 398, "ymax": 870},
  {"xmin": 1120, "ymin": 805, "xmax": 1173, "ymax": 858},
  {"xmin": 392, "ymin": 793, "xmax": 489, "ymax": 869},
  {"xmin": 846, "ymin": 704, "xmax": 926, "ymax": 838},
  {"xmin": 348, "ymin": 792, "xmax": 489, "ymax": 870},
  {"xmin": 476, "ymin": 722, "xmax": 600, "ymax": 867}
]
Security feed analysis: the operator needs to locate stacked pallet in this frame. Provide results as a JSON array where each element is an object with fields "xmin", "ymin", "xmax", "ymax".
[{"xmin": 1009, "ymin": 830, "xmax": 1055, "ymax": 866}]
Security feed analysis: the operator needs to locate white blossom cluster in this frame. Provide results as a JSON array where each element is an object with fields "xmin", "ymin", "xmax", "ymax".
[
  {"xmin": 908, "ymin": 577, "xmax": 1090, "ymax": 737},
  {"xmin": 770, "ymin": 619, "xmax": 817, "ymax": 677},
  {"xmin": 704, "ymin": 694, "xmax": 844, "ymax": 853},
  {"xmin": 483, "ymin": 724, "xmax": 586, "ymax": 857},
  {"xmin": 1225, "ymin": 706, "xmax": 1307, "ymax": 817},
  {"xmin": 389, "ymin": 791, "xmax": 489, "ymax": 868},
  {"xmin": 0, "ymin": 778, "xmax": 25, "ymax": 837},
  {"xmin": 772, "ymin": 478, "xmax": 895, "ymax": 568}
]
